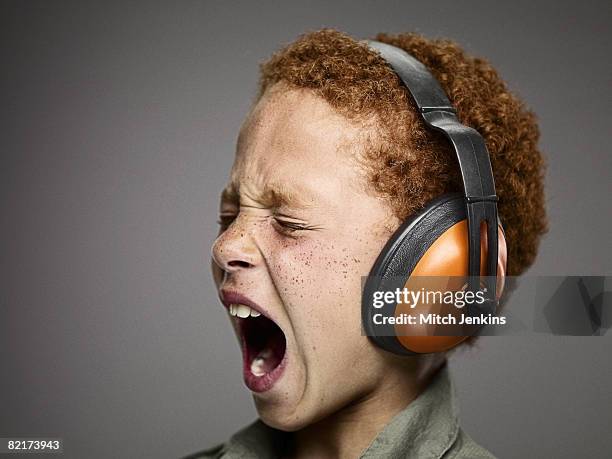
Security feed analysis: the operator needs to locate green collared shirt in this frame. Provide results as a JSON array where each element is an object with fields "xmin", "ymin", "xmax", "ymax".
[{"xmin": 184, "ymin": 366, "xmax": 495, "ymax": 458}]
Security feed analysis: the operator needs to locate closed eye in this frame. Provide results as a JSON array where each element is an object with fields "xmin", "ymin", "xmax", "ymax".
[
  {"xmin": 216, "ymin": 213, "xmax": 319, "ymax": 236},
  {"xmin": 217, "ymin": 214, "xmax": 236, "ymax": 231},
  {"xmin": 272, "ymin": 217, "xmax": 322, "ymax": 238},
  {"xmin": 273, "ymin": 218, "xmax": 309, "ymax": 232}
]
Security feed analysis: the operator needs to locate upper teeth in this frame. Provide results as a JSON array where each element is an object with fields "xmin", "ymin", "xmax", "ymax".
[{"xmin": 228, "ymin": 303, "xmax": 261, "ymax": 318}]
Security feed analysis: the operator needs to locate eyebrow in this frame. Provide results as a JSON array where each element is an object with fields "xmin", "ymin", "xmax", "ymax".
[{"xmin": 220, "ymin": 181, "xmax": 313, "ymax": 209}]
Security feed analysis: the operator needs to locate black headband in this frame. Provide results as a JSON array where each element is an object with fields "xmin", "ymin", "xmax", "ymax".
[{"xmin": 366, "ymin": 40, "xmax": 499, "ymax": 299}]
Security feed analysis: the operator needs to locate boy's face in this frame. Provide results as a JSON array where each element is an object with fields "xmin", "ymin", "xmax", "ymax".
[{"xmin": 211, "ymin": 85, "xmax": 404, "ymax": 430}]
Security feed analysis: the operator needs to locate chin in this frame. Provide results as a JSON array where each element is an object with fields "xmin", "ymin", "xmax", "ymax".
[{"xmin": 254, "ymin": 399, "xmax": 314, "ymax": 432}]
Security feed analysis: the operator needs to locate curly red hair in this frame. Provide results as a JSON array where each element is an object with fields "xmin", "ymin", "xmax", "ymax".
[{"xmin": 258, "ymin": 29, "xmax": 547, "ymax": 276}]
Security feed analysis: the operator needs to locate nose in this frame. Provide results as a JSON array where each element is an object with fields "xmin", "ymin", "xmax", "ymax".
[{"xmin": 211, "ymin": 215, "xmax": 260, "ymax": 276}]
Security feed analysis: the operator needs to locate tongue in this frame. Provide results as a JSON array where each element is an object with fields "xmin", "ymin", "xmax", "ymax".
[
  {"xmin": 249, "ymin": 331, "xmax": 285, "ymax": 377},
  {"xmin": 245, "ymin": 315, "xmax": 286, "ymax": 377},
  {"xmin": 250, "ymin": 349, "xmax": 273, "ymax": 377}
]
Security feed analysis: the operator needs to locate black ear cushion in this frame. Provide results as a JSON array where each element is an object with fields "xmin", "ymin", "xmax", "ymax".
[
  {"xmin": 370, "ymin": 192, "xmax": 467, "ymax": 281},
  {"xmin": 362, "ymin": 192, "xmax": 467, "ymax": 355}
]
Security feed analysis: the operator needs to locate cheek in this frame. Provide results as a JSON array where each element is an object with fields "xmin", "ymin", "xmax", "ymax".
[
  {"xmin": 266, "ymin": 234, "xmax": 335, "ymax": 301},
  {"xmin": 267, "ymin": 230, "xmax": 383, "ymax": 340}
]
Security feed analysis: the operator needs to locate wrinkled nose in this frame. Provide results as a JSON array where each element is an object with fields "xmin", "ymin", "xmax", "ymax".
[{"xmin": 211, "ymin": 215, "xmax": 260, "ymax": 278}]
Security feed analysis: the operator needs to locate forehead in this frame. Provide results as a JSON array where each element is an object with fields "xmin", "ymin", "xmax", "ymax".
[{"xmin": 225, "ymin": 87, "xmax": 370, "ymax": 206}]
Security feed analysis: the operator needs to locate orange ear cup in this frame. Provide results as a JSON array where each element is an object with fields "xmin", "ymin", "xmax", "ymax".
[{"xmin": 395, "ymin": 220, "xmax": 507, "ymax": 353}]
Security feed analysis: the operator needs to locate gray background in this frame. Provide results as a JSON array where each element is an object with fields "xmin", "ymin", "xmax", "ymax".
[{"xmin": 1, "ymin": 1, "xmax": 611, "ymax": 458}]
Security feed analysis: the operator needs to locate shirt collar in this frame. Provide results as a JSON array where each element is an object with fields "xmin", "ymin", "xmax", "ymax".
[
  {"xmin": 359, "ymin": 364, "xmax": 459, "ymax": 458},
  {"xmin": 222, "ymin": 364, "xmax": 459, "ymax": 459}
]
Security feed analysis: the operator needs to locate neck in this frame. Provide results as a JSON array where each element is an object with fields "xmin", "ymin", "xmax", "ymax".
[{"xmin": 288, "ymin": 355, "xmax": 445, "ymax": 459}]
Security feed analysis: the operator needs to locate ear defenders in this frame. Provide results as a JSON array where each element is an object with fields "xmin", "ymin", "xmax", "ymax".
[{"xmin": 361, "ymin": 41, "xmax": 507, "ymax": 355}]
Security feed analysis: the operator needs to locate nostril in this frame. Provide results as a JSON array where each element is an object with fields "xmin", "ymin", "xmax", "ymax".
[{"xmin": 228, "ymin": 260, "xmax": 252, "ymax": 269}]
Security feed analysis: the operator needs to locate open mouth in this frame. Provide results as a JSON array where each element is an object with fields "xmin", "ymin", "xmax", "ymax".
[{"xmin": 229, "ymin": 303, "xmax": 287, "ymax": 392}]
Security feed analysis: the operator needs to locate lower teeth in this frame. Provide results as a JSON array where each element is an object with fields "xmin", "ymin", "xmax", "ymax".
[{"xmin": 250, "ymin": 349, "xmax": 271, "ymax": 377}]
